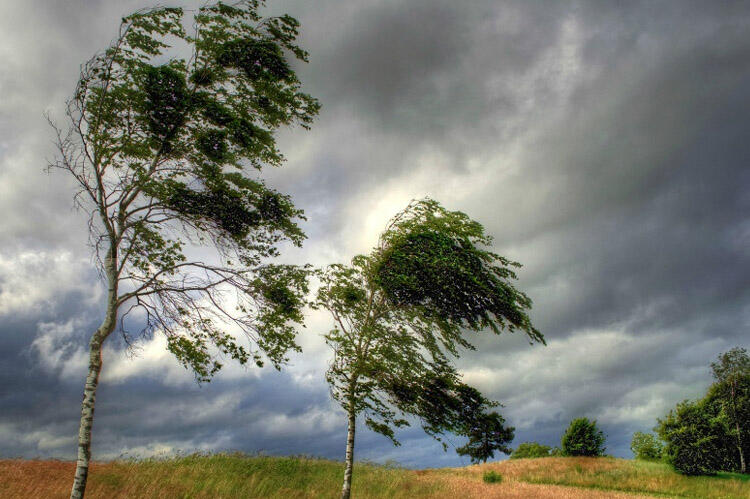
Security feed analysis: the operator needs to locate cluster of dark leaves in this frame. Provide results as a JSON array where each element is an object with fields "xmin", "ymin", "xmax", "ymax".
[
  {"xmin": 374, "ymin": 229, "xmax": 542, "ymax": 341},
  {"xmin": 155, "ymin": 174, "xmax": 303, "ymax": 248},
  {"xmin": 142, "ymin": 65, "xmax": 190, "ymax": 145},
  {"xmin": 216, "ymin": 39, "xmax": 292, "ymax": 82},
  {"xmin": 139, "ymin": 68, "xmax": 279, "ymax": 163}
]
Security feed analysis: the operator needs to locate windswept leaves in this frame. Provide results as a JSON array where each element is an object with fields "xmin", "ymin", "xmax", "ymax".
[
  {"xmin": 56, "ymin": 1, "xmax": 318, "ymax": 381},
  {"xmin": 373, "ymin": 199, "xmax": 543, "ymax": 343}
]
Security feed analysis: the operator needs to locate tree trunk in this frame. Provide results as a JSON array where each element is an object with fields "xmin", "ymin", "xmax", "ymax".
[
  {"xmin": 70, "ymin": 256, "xmax": 117, "ymax": 499},
  {"xmin": 341, "ymin": 403, "xmax": 356, "ymax": 499},
  {"xmin": 730, "ymin": 381, "xmax": 746, "ymax": 474},
  {"xmin": 737, "ymin": 420, "xmax": 745, "ymax": 474}
]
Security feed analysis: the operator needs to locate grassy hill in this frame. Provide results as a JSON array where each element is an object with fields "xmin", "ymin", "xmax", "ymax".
[{"xmin": 1, "ymin": 454, "xmax": 748, "ymax": 498}]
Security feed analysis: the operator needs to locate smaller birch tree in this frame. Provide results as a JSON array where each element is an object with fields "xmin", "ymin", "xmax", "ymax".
[{"xmin": 314, "ymin": 199, "xmax": 544, "ymax": 499}]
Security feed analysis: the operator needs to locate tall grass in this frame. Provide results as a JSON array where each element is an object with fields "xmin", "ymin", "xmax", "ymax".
[{"xmin": 0, "ymin": 453, "xmax": 445, "ymax": 499}]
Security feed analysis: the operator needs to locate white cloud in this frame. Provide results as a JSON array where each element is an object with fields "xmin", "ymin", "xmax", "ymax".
[{"xmin": 0, "ymin": 251, "xmax": 99, "ymax": 317}]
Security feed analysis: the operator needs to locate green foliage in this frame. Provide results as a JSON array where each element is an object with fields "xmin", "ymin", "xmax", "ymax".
[
  {"xmin": 511, "ymin": 442, "xmax": 552, "ymax": 459},
  {"xmin": 372, "ymin": 199, "xmax": 543, "ymax": 344},
  {"xmin": 657, "ymin": 399, "xmax": 729, "ymax": 475},
  {"xmin": 53, "ymin": 1, "xmax": 319, "ymax": 380},
  {"xmin": 561, "ymin": 418, "xmax": 606, "ymax": 457},
  {"xmin": 482, "ymin": 470, "xmax": 503, "ymax": 483},
  {"xmin": 630, "ymin": 432, "xmax": 664, "ymax": 461}
]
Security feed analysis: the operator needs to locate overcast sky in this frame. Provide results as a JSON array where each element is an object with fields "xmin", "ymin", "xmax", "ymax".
[{"xmin": 0, "ymin": 0, "xmax": 748, "ymax": 468}]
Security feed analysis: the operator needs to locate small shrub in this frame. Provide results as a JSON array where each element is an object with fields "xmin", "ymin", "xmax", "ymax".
[
  {"xmin": 482, "ymin": 470, "xmax": 503, "ymax": 483},
  {"xmin": 510, "ymin": 442, "xmax": 551, "ymax": 459},
  {"xmin": 630, "ymin": 431, "xmax": 664, "ymax": 461},
  {"xmin": 561, "ymin": 418, "xmax": 606, "ymax": 457}
]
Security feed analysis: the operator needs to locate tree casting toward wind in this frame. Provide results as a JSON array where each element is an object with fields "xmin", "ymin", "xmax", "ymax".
[
  {"xmin": 314, "ymin": 199, "xmax": 544, "ymax": 499},
  {"xmin": 48, "ymin": 2, "xmax": 319, "ymax": 497}
]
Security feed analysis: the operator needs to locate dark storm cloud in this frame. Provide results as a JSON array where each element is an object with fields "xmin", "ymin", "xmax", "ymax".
[{"xmin": 0, "ymin": 0, "xmax": 748, "ymax": 467}]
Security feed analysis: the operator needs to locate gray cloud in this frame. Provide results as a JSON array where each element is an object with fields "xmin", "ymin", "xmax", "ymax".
[{"xmin": 0, "ymin": 0, "xmax": 748, "ymax": 468}]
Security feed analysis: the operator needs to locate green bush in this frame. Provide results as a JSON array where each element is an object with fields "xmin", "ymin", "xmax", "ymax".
[
  {"xmin": 561, "ymin": 418, "xmax": 606, "ymax": 457},
  {"xmin": 631, "ymin": 432, "xmax": 664, "ymax": 461},
  {"xmin": 657, "ymin": 399, "xmax": 729, "ymax": 475},
  {"xmin": 510, "ymin": 442, "xmax": 552, "ymax": 459},
  {"xmin": 482, "ymin": 470, "xmax": 502, "ymax": 483}
]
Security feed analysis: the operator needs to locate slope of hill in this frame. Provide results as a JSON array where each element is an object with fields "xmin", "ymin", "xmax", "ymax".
[{"xmin": 1, "ymin": 454, "xmax": 748, "ymax": 498}]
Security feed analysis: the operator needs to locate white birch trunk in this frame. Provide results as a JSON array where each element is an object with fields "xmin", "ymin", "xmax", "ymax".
[
  {"xmin": 340, "ymin": 404, "xmax": 356, "ymax": 499},
  {"xmin": 70, "ymin": 254, "xmax": 117, "ymax": 499}
]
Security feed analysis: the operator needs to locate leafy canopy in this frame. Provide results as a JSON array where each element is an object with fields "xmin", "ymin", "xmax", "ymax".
[
  {"xmin": 314, "ymin": 198, "xmax": 541, "ymax": 455},
  {"xmin": 51, "ymin": 1, "xmax": 319, "ymax": 380},
  {"xmin": 373, "ymin": 199, "xmax": 543, "ymax": 344}
]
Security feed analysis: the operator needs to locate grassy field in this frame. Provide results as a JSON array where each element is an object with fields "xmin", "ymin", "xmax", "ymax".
[{"xmin": 1, "ymin": 454, "xmax": 748, "ymax": 498}]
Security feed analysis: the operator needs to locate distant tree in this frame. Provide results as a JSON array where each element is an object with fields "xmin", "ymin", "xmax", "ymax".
[
  {"xmin": 510, "ymin": 442, "xmax": 552, "ymax": 459},
  {"xmin": 561, "ymin": 418, "xmax": 606, "ymax": 457},
  {"xmin": 630, "ymin": 432, "xmax": 663, "ymax": 461},
  {"xmin": 456, "ymin": 410, "xmax": 515, "ymax": 463},
  {"xmin": 711, "ymin": 347, "xmax": 750, "ymax": 473},
  {"xmin": 549, "ymin": 446, "xmax": 563, "ymax": 456},
  {"xmin": 48, "ymin": 3, "xmax": 318, "ymax": 498},
  {"xmin": 313, "ymin": 198, "xmax": 543, "ymax": 499}
]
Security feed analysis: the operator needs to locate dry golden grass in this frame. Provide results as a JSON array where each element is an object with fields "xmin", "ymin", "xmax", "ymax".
[
  {"xmin": 1, "ymin": 455, "xmax": 748, "ymax": 498},
  {"xmin": 413, "ymin": 468, "xmax": 656, "ymax": 498}
]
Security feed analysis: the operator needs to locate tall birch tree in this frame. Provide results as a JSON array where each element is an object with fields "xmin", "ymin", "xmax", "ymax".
[
  {"xmin": 314, "ymin": 199, "xmax": 544, "ymax": 499},
  {"xmin": 48, "ymin": 3, "xmax": 319, "ymax": 497},
  {"xmin": 711, "ymin": 347, "xmax": 750, "ymax": 473}
]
